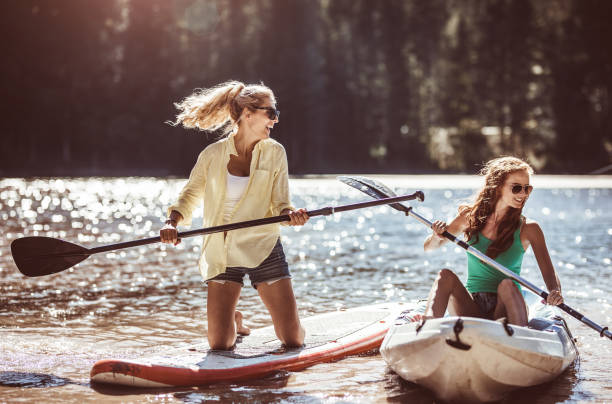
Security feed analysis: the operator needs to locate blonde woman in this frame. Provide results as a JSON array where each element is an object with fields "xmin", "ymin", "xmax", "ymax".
[
  {"xmin": 421, "ymin": 157, "xmax": 563, "ymax": 326},
  {"xmin": 160, "ymin": 81, "xmax": 308, "ymax": 350}
]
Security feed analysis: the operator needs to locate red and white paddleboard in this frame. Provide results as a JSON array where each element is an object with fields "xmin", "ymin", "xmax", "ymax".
[{"xmin": 90, "ymin": 301, "xmax": 411, "ymax": 387}]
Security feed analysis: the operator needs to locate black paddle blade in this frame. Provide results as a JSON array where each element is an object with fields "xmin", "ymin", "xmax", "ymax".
[
  {"xmin": 337, "ymin": 176, "xmax": 423, "ymax": 213},
  {"xmin": 11, "ymin": 237, "xmax": 90, "ymax": 277}
]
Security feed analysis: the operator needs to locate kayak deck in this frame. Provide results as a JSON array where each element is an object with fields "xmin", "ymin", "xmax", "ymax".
[{"xmin": 380, "ymin": 293, "xmax": 578, "ymax": 403}]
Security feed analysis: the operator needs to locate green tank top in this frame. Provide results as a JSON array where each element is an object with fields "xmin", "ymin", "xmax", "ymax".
[{"xmin": 465, "ymin": 225, "xmax": 525, "ymax": 293}]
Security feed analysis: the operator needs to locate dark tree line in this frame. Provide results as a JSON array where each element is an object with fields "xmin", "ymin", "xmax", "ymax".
[{"xmin": 1, "ymin": 0, "xmax": 610, "ymax": 176}]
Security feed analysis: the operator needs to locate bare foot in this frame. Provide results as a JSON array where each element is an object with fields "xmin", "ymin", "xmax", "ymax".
[{"xmin": 235, "ymin": 311, "xmax": 251, "ymax": 336}]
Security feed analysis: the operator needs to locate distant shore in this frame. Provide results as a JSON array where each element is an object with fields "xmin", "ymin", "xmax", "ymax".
[
  {"xmin": 1, "ymin": 174, "xmax": 611, "ymax": 189},
  {"xmin": 292, "ymin": 174, "xmax": 612, "ymax": 189}
]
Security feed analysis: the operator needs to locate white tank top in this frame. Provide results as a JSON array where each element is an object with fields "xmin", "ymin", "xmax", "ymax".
[{"xmin": 223, "ymin": 172, "xmax": 250, "ymax": 223}]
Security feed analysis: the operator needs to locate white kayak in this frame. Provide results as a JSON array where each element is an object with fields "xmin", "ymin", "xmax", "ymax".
[{"xmin": 380, "ymin": 292, "xmax": 578, "ymax": 403}]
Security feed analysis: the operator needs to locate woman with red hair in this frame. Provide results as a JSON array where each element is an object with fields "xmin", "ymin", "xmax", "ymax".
[{"xmin": 422, "ymin": 156, "xmax": 563, "ymax": 325}]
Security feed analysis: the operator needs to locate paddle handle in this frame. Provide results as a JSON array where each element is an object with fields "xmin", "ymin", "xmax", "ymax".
[
  {"xmin": 405, "ymin": 207, "xmax": 612, "ymax": 340},
  {"xmin": 88, "ymin": 193, "xmax": 422, "ymax": 255}
]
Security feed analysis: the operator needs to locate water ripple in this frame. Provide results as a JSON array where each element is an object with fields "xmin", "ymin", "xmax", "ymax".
[{"xmin": 0, "ymin": 177, "xmax": 611, "ymax": 402}]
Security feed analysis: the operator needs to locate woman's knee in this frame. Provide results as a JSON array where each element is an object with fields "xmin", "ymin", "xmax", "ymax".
[
  {"xmin": 497, "ymin": 278, "xmax": 520, "ymax": 296},
  {"xmin": 281, "ymin": 328, "xmax": 305, "ymax": 347},
  {"xmin": 206, "ymin": 310, "xmax": 239, "ymax": 350},
  {"xmin": 437, "ymin": 268, "xmax": 460, "ymax": 286},
  {"xmin": 208, "ymin": 333, "xmax": 235, "ymax": 350},
  {"xmin": 275, "ymin": 317, "xmax": 305, "ymax": 347}
]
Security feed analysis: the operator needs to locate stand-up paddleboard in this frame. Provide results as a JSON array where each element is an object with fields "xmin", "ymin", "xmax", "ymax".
[{"xmin": 90, "ymin": 301, "xmax": 411, "ymax": 387}]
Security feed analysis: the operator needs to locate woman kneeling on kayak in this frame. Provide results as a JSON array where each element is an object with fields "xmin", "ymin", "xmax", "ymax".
[
  {"xmin": 160, "ymin": 81, "xmax": 309, "ymax": 350},
  {"xmin": 422, "ymin": 156, "xmax": 563, "ymax": 326}
]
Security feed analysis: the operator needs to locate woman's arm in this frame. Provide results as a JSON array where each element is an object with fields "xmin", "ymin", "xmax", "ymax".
[
  {"xmin": 281, "ymin": 208, "xmax": 309, "ymax": 226},
  {"xmin": 161, "ymin": 148, "xmax": 210, "ymax": 245},
  {"xmin": 167, "ymin": 148, "xmax": 210, "ymax": 226},
  {"xmin": 270, "ymin": 144, "xmax": 294, "ymax": 216},
  {"xmin": 165, "ymin": 210, "xmax": 184, "ymax": 227},
  {"xmin": 270, "ymin": 144, "xmax": 308, "ymax": 226},
  {"xmin": 424, "ymin": 211, "xmax": 467, "ymax": 251},
  {"xmin": 524, "ymin": 221, "xmax": 563, "ymax": 305},
  {"xmin": 160, "ymin": 210, "xmax": 184, "ymax": 245}
]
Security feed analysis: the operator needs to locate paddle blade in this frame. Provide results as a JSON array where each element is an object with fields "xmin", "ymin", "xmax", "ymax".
[
  {"xmin": 11, "ymin": 237, "xmax": 90, "ymax": 277},
  {"xmin": 338, "ymin": 176, "xmax": 423, "ymax": 213}
]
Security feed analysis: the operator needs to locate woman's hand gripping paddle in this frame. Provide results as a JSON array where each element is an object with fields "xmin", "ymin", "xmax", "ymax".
[
  {"xmin": 338, "ymin": 175, "xmax": 612, "ymax": 341},
  {"xmin": 11, "ymin": 192, "xmax": 424, "ymax": 278}
]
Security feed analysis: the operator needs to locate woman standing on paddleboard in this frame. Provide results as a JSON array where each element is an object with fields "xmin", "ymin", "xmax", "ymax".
[
  {"xmin": 160, "ymin": 81, "xmax": 308, "ymax": 350},
  {"xmin": 421, "ymin": 156, "xmax": 564, "ymax": 325}
]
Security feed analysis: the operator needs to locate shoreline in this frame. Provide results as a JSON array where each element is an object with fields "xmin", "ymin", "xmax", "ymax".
[
  {"xmin": 1, "ymin": 174, "xmax": 611, "ymax": 189},
  {"xmin": 292, "ymin": 174, "xmax": 612, "ymax": 189}
]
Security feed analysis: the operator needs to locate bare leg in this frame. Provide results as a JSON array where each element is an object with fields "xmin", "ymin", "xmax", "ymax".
[
  {"xmin": 234, "ymin": 310, "xmax": 251, "ymax": 335},
  {"xmin": 493, "ymin": 279, "xmax": 528, "ymax": 326},
  {"xmin": 256, "ymin": 279, "xmax": 305, "ymax": 347},
  {"xmin": 425, "ymin": 269, "xmax": 483, "ymax": 318},
  {"xmin": 206, "ymin": 281, "xmax": 243, "ymax": 350}
]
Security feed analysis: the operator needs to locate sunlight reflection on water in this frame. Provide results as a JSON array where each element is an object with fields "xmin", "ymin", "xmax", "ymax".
[{"xmin": 0, "ymin": 176, "xmax": 611, "ymax": 403}]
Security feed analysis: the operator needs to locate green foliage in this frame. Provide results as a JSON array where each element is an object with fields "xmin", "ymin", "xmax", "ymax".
[{"xmin": 1, "ymin": 0, "xmax": 610, "ymax": 175}]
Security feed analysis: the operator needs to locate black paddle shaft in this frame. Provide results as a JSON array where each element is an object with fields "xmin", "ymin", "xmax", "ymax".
[
  {"xmin": 88, "ymin": 192, "xmax": 423, "ymax": 254},
  {"xmin": 11, "ymin": 192, "xmax": 423, "ymax": 277}
]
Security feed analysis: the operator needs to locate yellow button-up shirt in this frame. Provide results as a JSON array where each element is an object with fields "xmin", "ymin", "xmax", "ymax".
[{"xmin": 168, "ymin": 133, "xmax": 295, "ymax": 280}]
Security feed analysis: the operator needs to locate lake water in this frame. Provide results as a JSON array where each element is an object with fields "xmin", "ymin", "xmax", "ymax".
[{"xmin": 1, "ymin": 175, "xmax": 611, "ymax": 403}]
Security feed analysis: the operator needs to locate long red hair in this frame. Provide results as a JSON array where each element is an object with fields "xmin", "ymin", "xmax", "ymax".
[{"xmin": 460, "ymin": 157, "xmax": 534, "ymax": 258}]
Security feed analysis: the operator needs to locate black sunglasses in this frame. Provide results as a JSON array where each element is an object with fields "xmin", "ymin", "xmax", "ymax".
[
  {"xmin": 511, "ymin": 184, "xmax": 533, "ymax": 194},
  {"xmin": 254, "ymin": 106, "xmax": 280, "ymax": 120}
]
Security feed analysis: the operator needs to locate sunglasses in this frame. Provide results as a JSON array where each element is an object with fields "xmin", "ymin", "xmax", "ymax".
[
  {"xmin": 510, "ymin": 184, "xmax": 533, "ymax": 194},
  {"xmin": 254, "ymin": 106, "xmax": 280, "ymax": 120}
]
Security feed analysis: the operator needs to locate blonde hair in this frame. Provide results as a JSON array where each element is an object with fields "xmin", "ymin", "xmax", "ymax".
[
  {"xmin": 170, "ymin": 80, "xmax": 275, "ymax": 134},
  {"xmin": 460, "ymin": 156, "xmax": 534, "ymax": 258}
]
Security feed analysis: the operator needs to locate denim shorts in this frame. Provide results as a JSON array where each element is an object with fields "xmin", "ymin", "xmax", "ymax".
[
  {"xmin": 471, "ymin": 292, "xmax": 498, "ymax": 318},
  {"xmin": 208, "ymin": 239, "xmax": 291, "ymax": 289}
]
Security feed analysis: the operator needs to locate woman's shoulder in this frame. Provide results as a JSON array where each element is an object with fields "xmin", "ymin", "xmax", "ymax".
[
  {"xmin": 455, "ymin": 206, "xmax": 471, "ymax": 223},
  {"xmin": 522, "ymin": 216, "xmax": 539, "ymax": 227},
  {"xmin": 521, "ymin": 219, "xmax": 545, "ymax": 240},
  {"xmin": 201, "ymin": 137, "xmax": 227, "ymax": 154},
  {"xmin": 260, "ymin": 137, "xmax": 286, "ymax": 153},
  {"xmin": 445, "ymin": 206, "xmax": 469, "ymax": 232},
  {"xmin": 190, "ymin": 139, "xmax": 225, "ymax": 165}
]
